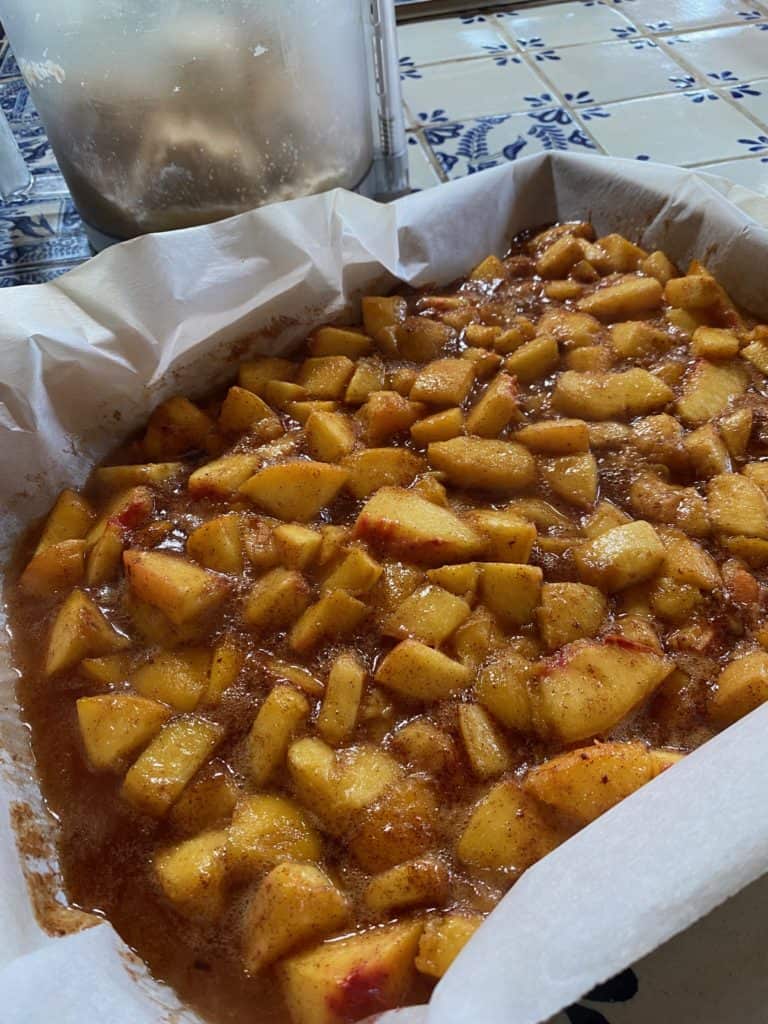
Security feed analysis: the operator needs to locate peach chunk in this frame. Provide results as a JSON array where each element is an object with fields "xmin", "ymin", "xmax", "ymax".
[
  {"xmin": 278, "ymin": 920, "xmax": 423, "ymax": 1024},
  {"xmin": 709, "ymin": 651, "xmax": 768, "ymax": 726},
  {"xmin": 427, "ymin": 437, "xmax": 536, "ymax": 492},
  {"xmin": 77, "ymin": 694, "xmax": 171, "ymax": 770},
  {"xmin": 243, "ymin": 863, "xmax": 351, "ymax": 974},
  {"xmin": 124, "ymin": 550, "xmax": 229, "ymax": 626},
  {"xmin": 533, "ymin": 637, "xmax": 673, "ymax": 743},
  {"xmin": 523, "ymin": 741, "xmax": 656, "ymax": 823},
  {"xmin": 575, "ymin": 520, "xmax": 665, "ymax": 592},
  {"xmin": 457, "ymin": 780, "xmax": 562, "ymax": 872},
  {"xmin": 240, "ymin": 461, "xmax": 349, "ymax": 522},
  {"xmin": 44, "ymin": 590, "xmax": 130, "ymax": 676},
  {"xmin": 353, "ymin": 487, "xmax": 485, "ymax": 565}
]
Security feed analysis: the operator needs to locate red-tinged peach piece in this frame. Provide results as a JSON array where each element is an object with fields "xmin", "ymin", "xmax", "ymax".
[
  {"xmin": 278, "ymin": 920, "xmax": 423, "ymax": 1024},
  {"xmin": 532, "ymin": 636, "xmax": 673, "ymax": 743},
  {"xmin": 353, "ymin": 487, "xmax": 485, "ymax": 566}
]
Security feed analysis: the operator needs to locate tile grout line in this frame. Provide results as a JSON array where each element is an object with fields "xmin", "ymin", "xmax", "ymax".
[
  {"xmin": 401, "ymin": 14, "xmax": 768, "ymax": 63},
  {"xmin": 490, "ymin": 16, "xmax": 607, "ymax": 155},
  {"xmin": 557, "ymin": 18, "xmax": 755, "ymax": 51},
  {"xmin": 401, "ymin": 35, "xmax": 767, "ymax": 132},
  {"xmin": 702, "ymin": 88, "xmax": 768, "ymax": 138},
  {"xmin": 504, "ymin": 10, "xmax": 768, "ymax": 149},
  {"xmin": 410, "ymin": 126, "xmax": 451, "ymax": 184},
  {"xmin": 401, "ymin": 5, "xmax": 768, "ymax": 176},
  {"xmin": 401, "ymin": 8, "xmax": 768, "ymax": 155},
  {"xmin": 650, "ymin": 33, "xmax": 768, "ymax": 136},
  {"xmin": 405, "ymin": 55, "xmax": 724, "ymax": 121},
  {"xmin": 570, "ymin": 83, "xmax": 768, "ymax": 117},
  {"xmin": 407, "ymin": 80, "xmax": 752, "ymax": 130},
  {"xmin": 684, "ymin": 153, "xmax": 768, "ymax": 169}
]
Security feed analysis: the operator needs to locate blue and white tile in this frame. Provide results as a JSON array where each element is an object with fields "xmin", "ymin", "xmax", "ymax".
[
  {"xmin": 0, "ymin": 195, "xmax": 91, "ymax": 272},
  {"xmin": 624, "ymin": 0, "xmax": 766, "ymax": 34},
  {"xmin": 0, "ymin": 77, "xmax": 39, "ymax": 122},
  {"xmin": 423, "ymin": 109, "xmax": 598, "ymax": 181},
  {"xmin": 498, "ymin": 1, "xmax": 635, "ymax": 51},
  {"xmin": 540, "ymin": 39, "xmax": 701, "ymax": 105},
  {"xmin": 0, "ymin": 262, "xmax": 78, "ymax": 287},
  {"xmin": 0, "ymin": 41, "xmax": 20, "ymax": 80},
  {"xmin": 715, "ymin": 77, "xmax": 768, "ymax": 127},
  {"xmin": 0, "ymin": 229, "xmax": 92, "ymax": 274},
  {"xmin": 697, "ymin": 155, "xmax": 768, "ymax": 191},
  {"xmin": 397, "ymin": 16, "xmax": 513, "ymax": 67},
  {"xmin": 406, "ymin": 134, "xmax": 441, "ymax": 190},
  {"xmin": 577, "ymin": 90, "xmax": 763, "ymax": 164},
  {"xmin": 402, "ymin": 57, "xmax": 549, "ymax": 126},
  {"xmin": 12, "ymin": 122, "xmax": 66, "ymax": 187},
  {"xmin": 664, "ymin": 24, "xmax": 768, "ymax": 82}
]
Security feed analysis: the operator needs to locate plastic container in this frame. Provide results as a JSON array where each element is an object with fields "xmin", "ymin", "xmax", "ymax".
[{"xmin": 0, "ymin": 0, "xmax": 407, "ymax": 249}]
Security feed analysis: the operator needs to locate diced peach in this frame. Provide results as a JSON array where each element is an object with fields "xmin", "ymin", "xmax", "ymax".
[
  {"xmin": 376, "ymin": 640, "xmax": 470, "ymax": 700},
  {"xmin": 122, "ymin": 716, "xmax": 224, "ymax": 817},
  {"xmin": 524, "ymin": 741, "xmax": 656, "ymax": 823},
  {"xmin": 428, "ymin": 437, "xmax": 536, "ymax": 492},
  {"xmin": 343, "ymin": 448, "xmax": 424, "ymax": 499},
  {"xmin": 218, "ymin": 386, "xmax": 282, "ymax": 438},
  {"xmin": 20, "ymin": 539, "xmax": 86, "ymax": 597},
  {"xmin": 240, "ymin": 461, "xmax": 348, "ymax": 522},
  {"xmin": 457, "ymin": 780, "xmax": 561, "ymax": 872},
  {"xmin": 242, "ymin": 568, "xmax": 311, "ymax": 633},
  {"xmin": 575, "ymin": 520, "xmax": 665, "ymax": 592},
  {"xmin": 238, "ymin": 357, "xmax": 297, "ymax": 395},
  {"xmin": 124, "ymin": 550, "xmax": 229, "ymax": 625},
  {"xmin": 77, "ymin": 694, "xmax": 171, "ymax": 770},
  {"xmin": 353, "ymin": 487, "xmax": 485, "ymax": 565},
  {"xmin": 36, "ymin": 489, "xmax": 94, "ymax": 553},
  {"xmin": 410, "ymin": 359, "xmax": 475, "ymax": 406},
  {"xmin": 278, "ymin": 920, "xmax": 423, "ymax": 1024},
  {"xmin": 533, "ymin": 637, "xmax": 673, "ymax": 742},
  {"xmin": 288, "ymin": 590, "xmax": 368, "ymax": 653},
  {"xmin": 44, "ymin": 590, "xmax": 130, "ymax": 676},
  {"xmin": 143, "ymin": 396, "xmax": 215, "ymax": 459}
]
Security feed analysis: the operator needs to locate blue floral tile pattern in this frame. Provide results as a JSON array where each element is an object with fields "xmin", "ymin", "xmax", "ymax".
[
  {"xmin": 663, "ymin": 24, "xmax": 768, "ymax": 82},
  {"xmin": 717, "ymin": 77, "xmax": 768, "ymax": 126},
  {"xmin": 507, "ymin": 0, "xmax": 635, "ymax": 47},
  {"xmin": 424, "ymin": 109, "xmax": 596, "ymax": 179},
  {"xmin": 574, "ymin": 89, "xmax": 763, "ymax": 164},
  {"xmin": 0, "ymin": 33, "xmax": 90, "ymax": 282},
  {"xmin": 401, "ymin": 56, "xmax": 553, "ymax": 126},
  {"xmin": 2, "ymin": 1, "xmax": 768, "ymax": 282},
  {"xmin": 535, "ymin": 39, "xmax": 700, "ymax": 105},
  {"xmin": 628, "ymin": 0, "xmax": 767, "ymax": 32},
  {"xmin": 397, "ymin": 15, "xmax": 511, "ymax": 65}
]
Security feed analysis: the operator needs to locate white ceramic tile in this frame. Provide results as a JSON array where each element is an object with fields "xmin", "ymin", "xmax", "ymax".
[
  {"xmin": 423, "ymin": 108, "xmax": 598, "ymax": 180},
  {"xmin": 665, "ymin": 24, "xmax": 768, "ymax": 83},
  {"xmin": 401, "ymin": 57, "xmax": 550, "ymax": 126},
  {"xmin": 576, "ymin": 90, "xmax": 762, "ymax": 164},
  {"xmin": 697, "ymin": 155, "xmax": 768, "ymax": 191},
  {"xmin": 397, "ymin": 15, "xmax": 512, "ymax": 66},
  {"xmin": 624, "ymin": 0, "xmax": 765, "ymax": 33},
  {"xmin": 406, "ymin": 134, "xmax": 441, "ymax": 190},
  {"xmin": 540, "ymin": 39, "xmax": 700, "ymax": 105},
  {"xmin": 498, "ymin": 1, "xmax": 636, "ymax": 51},
  {"xmin": 717, "ymin": 77, "xmax": 768, "ymax": 127}
]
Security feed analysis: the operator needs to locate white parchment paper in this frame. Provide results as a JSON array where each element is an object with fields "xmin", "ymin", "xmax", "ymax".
[{"xmin": 2, "ymin": 151, "xmax": 768, "ymax": 1024}]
